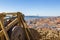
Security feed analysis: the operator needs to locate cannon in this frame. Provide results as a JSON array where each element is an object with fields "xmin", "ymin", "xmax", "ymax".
[{"xmin": 0, "ymin": 12, "xmax": 35, "ymax": 40}]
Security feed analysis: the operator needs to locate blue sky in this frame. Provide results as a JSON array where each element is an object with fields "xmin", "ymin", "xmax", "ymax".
[{"xmin": 0, "ymin": 0, "xmax": 60, "ymax": 16}]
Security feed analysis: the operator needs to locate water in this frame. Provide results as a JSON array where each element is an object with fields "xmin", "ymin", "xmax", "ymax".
[{"xmin": 24, "ymin": 16, "xmax": 48, "ymax": 20}]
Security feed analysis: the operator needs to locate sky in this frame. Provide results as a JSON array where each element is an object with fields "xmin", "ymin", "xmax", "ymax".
[{"xmin": 0, "ymin": 0, "xmax": 60, "ymax": 16}]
